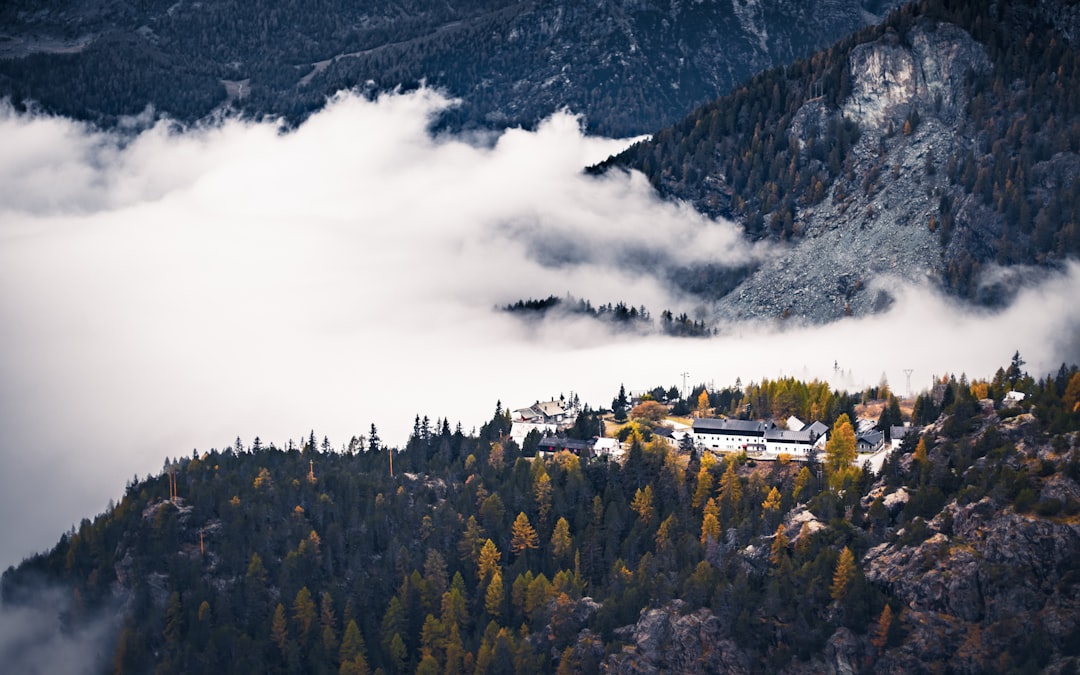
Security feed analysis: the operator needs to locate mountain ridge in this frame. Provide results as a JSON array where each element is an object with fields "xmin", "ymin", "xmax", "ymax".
[
  {"xmin": 4, "ymin": 363, "xmax": 1080, "ymax": 673},
  {"xmin": 0, "ymin": 0, "xmax": 899, "ymax": 135},
  {"xmin": 594, "ymin": 0, "xmax": 1080, "ymax": 322}
]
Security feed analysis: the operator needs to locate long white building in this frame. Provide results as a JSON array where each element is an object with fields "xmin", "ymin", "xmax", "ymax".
[{"xmin": 692, "ymin": 418, "xmax": 828, "ymax": 460}]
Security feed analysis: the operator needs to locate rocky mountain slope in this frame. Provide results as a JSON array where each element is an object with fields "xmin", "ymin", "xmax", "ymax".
[
  {"xmin": 3, "ymin": 365, "xmax": 1080, "ymax": 673},
  {"xmin": 0, "ymin": 0, "xmax": 899, "ymax": 135},
  {"xmin": 589, "ymin": 391, "xmax": 1080, "ymax": 674},
  {"xmin": 596, "ymin": 0, "xmax": 1080, "ymax": 321}
]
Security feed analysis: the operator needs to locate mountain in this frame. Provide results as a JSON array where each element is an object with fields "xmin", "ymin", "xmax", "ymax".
[
  {"xmin": 593, "ymin": 0, "xmax": 1080, "ymax": 321},
  {"xmin": 4, "ymin": 363, "xmax": 1080, "ymax": 673},
  {"xmin": 0, "ymin": 0, "xmax": 899, "ymax": 135}
]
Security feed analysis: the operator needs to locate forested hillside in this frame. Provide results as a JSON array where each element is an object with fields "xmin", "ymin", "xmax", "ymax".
[
  {"xmin": 594, "ymin": 0, "xmax": 1080, "ymax": 320},
  {"xmin": 5, "ymin": 360, "xmax": 1080, "ymax": 673},
  {"xmin": 0, "ymin": 0, "xmax": 898, "ymax": 135}
]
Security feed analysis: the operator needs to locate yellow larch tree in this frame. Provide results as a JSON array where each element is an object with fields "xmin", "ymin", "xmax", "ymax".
[
  {"xmin": 477, "ymin": 539, "xmax": 501, "ymax": 582},
  {"xmin": 484, "ymin": 569, "xmax": 504, "ymax": 618},
  {"xmin": 762, "ymin": 486, "xmax": 782, "ymax": 513},
  {"xmin": 631, "ymin": 486, "xmax": 655, "ymax": 526},
  {"xmin": 831, "ymin": 546, "xmax": 856, "ymax": 601},
  {"xmin": 825, "ymin": 414, "xmax": 857, "ymax": 492},
  {"xmin": 719, "ymin": 461, "xmax": 742, "ymax": 511},
  {"xmin": 692, "ymin": 466, "xmax": 714, "ymax": 510},
  {"xmin": 769, "ymin": 524, "xmax": 789, "ymax": 567},
  {"xmin": 701, "ymin": 497, "xmax": 721, "ymax": 544},
  {"xmin": 510, "ymin": 512, "xmax": 539, "ymax": 555},
  {"xmin": 872, "ymin": 604, "xmax": 894, "ymax": 653},
  {"xmin": 550, "ymin": 517, "xmax": 572, "ymax": 562}
]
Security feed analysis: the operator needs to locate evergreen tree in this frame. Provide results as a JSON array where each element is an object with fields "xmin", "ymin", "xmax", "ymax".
[{"xmin": 271, "ymin": 603, "xmax": 289, "ymax": 658}]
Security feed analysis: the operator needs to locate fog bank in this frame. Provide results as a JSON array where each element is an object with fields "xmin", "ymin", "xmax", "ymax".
[{"xmin": 2, "ymin": 89, "xmax": 1079, "ymax": 572}]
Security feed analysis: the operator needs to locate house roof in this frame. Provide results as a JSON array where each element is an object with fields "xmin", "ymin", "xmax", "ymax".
[
  {"xmin": 764, "ymin": 428, "xmax": 815, "ymax": 443},
  {"xmin": 692, "ymin": 418, "xmax": 772, "ymax": 434},
  {"xmin": 857, "ymin": 430, "xmax": 884, "ymax": 447},
  {"xmin": 890, "ymin": 425, "xmax": 916, "ymax": 440},
  {"xmin": 801, "ymin": 421, "xmax": 829, "ymax": 437},
  {"xmin": 537, "ymin": 437, "xmax": 589, "ymax": 451},
  {"xmin": 535, "ymin": 400, "xmax": 567, "ymax": 416}
]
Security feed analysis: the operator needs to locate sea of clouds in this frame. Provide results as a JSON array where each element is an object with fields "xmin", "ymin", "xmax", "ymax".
[{"xmin": 2, "ymin": 88, "xmax": 1080, "ymax": 577}]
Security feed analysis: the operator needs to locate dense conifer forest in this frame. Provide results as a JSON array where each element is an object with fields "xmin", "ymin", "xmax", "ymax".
[
  {"xmin": 0, "ymin": 0, "xmax": 897, "ymax": 135},
  {"xmin": 503, "ymin": 295, "xmax": 714, "ymax": 337},
  {"xmin": 5, "ymin": 357, "xmax": 1080, "ymax": 673}
]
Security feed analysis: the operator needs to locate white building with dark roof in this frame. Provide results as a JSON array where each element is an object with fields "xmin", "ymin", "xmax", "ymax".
[
  {"xmin": 693, "ymin": 418, "xmax": 775, "ymax": 452},
  {"xmin": 856, "ymin": 430, "xmax": 885, "ymax": 453},
  {"xmin": 513, "ymin": 400, "xmax": 570, "ymax": 425},
  {"xmin": 890, "ymin": 425, "xmax": 918, "ymax": 450},
  {"xmin": 509, "ymin": 421, "xmax": 557, "ymax": 447},
  {"xmin": 693, "ymin": 417, "xmax": 828, "ymax": 460}
]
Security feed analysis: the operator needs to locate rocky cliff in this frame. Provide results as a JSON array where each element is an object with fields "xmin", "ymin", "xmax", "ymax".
[
  {"xmin": 716, "ymin": 19, "xmax": 994, "ymax": 321},
  {"xmin": 600, "ymin": 0, "xmax": 1080, "ymax": 322}
]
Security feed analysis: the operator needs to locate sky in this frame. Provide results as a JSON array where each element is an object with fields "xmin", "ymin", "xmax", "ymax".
[{"xmin": 2, "ymin": 88, "xmax": 1080, "ymax": 575}]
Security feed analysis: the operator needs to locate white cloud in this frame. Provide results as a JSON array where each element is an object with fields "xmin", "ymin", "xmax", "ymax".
[
  {"xmin": 1, "ymin": 88, "xmax": 1079, "ymax": 574},
  {"xmin": 0, "ymin": 587, "xmax": 119, "ymax": 675}
]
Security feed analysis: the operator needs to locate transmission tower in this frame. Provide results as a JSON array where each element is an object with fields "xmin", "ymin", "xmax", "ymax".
[{"xmin": 903, "ymin": 369, "xmax": 914, "ymax": 399}]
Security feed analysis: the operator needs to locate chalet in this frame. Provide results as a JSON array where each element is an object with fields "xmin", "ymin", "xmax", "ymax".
[
  {"xmin": 890, "ymin": 425, "xmax": 919, "ymax": 450},
  {"xmin": 855, "ymin": 417, "xmax": 878, "ymax": 435},
  {"xmin": 592, "ymin": 437, "xmax": 622, "ymax": 459},
  {"xmin": 536, "ymin": 437, "xmax": 590, "ymax": 457},
  {"xmin": 1004, "ymin": 390, "xmax": 1026, "ymax": 405},
  {"xmin": 857, "ymin": 430, "xmax": 885, "ymax": 453},
  {"xmin": 652, "ymin": 426, "xmax": 675, "ymax": 442},
  {"xmin": 514, "ymin": 400, "xmax": 566, "ymax": 424},
  {"xmin": 509, "ymin": 421, "xmax": 556, "ymax": 447}
]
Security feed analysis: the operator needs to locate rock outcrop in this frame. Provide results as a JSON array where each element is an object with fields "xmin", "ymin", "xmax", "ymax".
[
  {"xmin": 604, "ymin": 600, "xmax": 752, "ymax": 674},
  {"xmin": 713, "ymin": 18, "xmax": 994, "ymax": 323}
]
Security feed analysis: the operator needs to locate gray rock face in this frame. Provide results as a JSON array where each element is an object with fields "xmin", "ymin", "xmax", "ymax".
[
  {"xmin": 605, "ymin": 600, "xmax": 752, "ymax": 674},
  {"xmin": 714, "ymin": 19, "xmax": 994, "ymax": 323},
  {"xmin": 864, "ymin": 487, "xmax": 1080, "ymax": 672},
  {"xmin": 843, "ymin": 23, "xmax": 984, "ymax": 128},
  {"xmin": 865, "ymin": 531, "xmax": 985, "ymax": 622}
]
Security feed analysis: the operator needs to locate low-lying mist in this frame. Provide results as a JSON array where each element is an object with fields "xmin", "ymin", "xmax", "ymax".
[{"xmin": 2, "ymin": 88, "xmax": 1079, "ymax": 573}]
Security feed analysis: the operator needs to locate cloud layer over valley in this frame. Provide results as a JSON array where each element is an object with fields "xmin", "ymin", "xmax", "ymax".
[{"xmin": 2, "ymin": 88, "xmax": 1080, "ymax": 573}]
